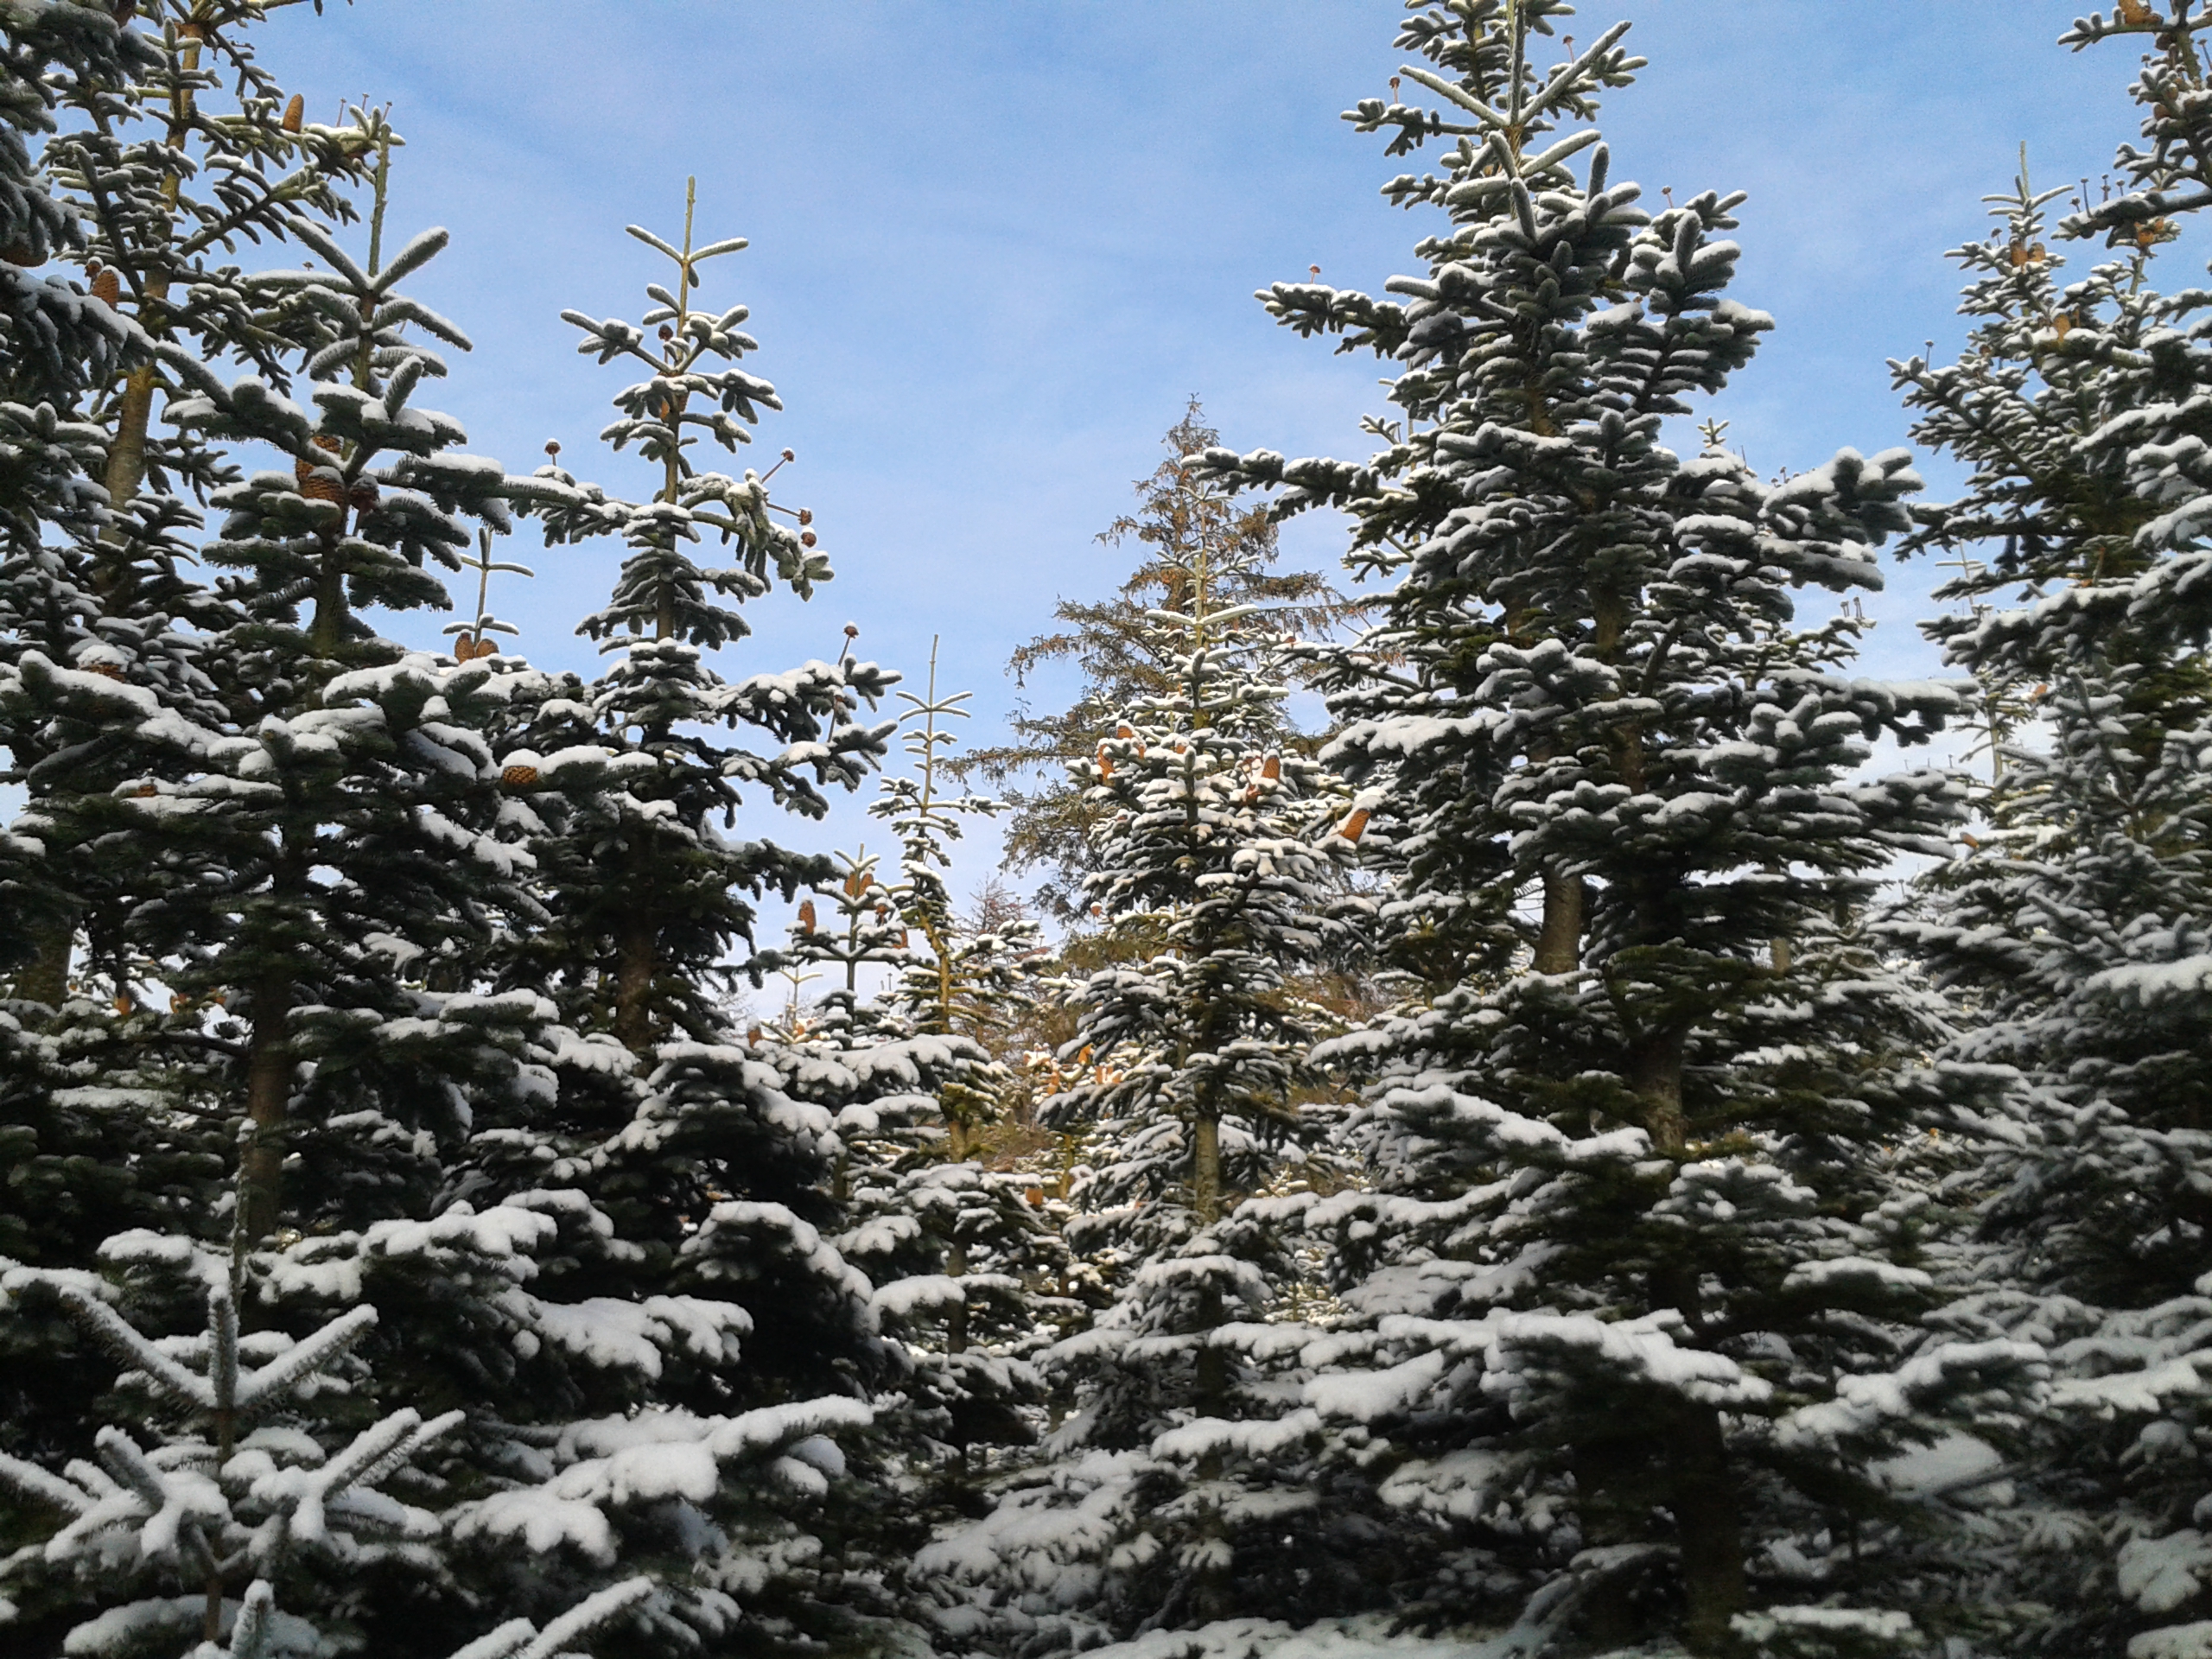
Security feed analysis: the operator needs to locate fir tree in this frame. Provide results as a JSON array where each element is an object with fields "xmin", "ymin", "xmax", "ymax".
[
  {"xmin": 0, "ymin": 0, "xmax": 385, "ymax": 1503},
  {"xmin": 521, "ymin": 179, "xmax": 892, "ymax": 1059},
  {"xmin": 958, "ymin": 398, "xmax": 1357, "ymax": 922},
  {"xmin": 766, "ymin": 655, "xmax": 1067, "ymax": 1522},
  {"xmin": 407, "ymin": 187, "xmax": 925, "ymax": 1656},
  {"xmin": 1204, "ymin": 4, "xmax": 2037, "ymax": 1652},
  {"xmin": 921, "ymin": 457, "xmax": 1361, "ymax": 1650},
  {"xmin": 10, "ymin": 0, "xmax": 384, "ymax": 1009},
  {"xmin": 0, "ymin": 1240, "xmax": 660, "ymax": 1659},
  {"xmin": 873, "ymin": 637, "xmax": 1050, "ymax": 1154},
  {"xmin": 1885, "ymin": 10, "xmax": 2212, "ymax": 1650}
]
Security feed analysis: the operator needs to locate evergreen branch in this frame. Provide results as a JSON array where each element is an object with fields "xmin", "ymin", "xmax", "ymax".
[{"xmin": 57, "ymin": 1283, "xmax": 216, "ymax": 1408}]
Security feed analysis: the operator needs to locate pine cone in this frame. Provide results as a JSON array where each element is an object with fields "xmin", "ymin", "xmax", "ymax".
[
  {"xmin": 297, "ymin": 435, "xmax": 345, "ymax": 497},
  {"xmin": 84, "ymin": 663, "xmax": 126, "ymax": 681},
  {"xmin": 798, "ymin": 899, "xmax": 818, "ymax": 931},
  {"xmin": 1338, "ymin": 807, "xmax": 1371, "ymax": 843},
  {"xmin": 348, "ymin": 479, "xmax": 378, "ymax": 512},
  {"xmin": 500, "ymin": 764, "xmax": 540, "ymax": 788},
  {"xmin": 90, "ymin": 267, "xmax": 120, "ymax": 306},
  {"xmin": 453, "ymin": 632, "xmax": 476, "ymax": 658},
  {"xmin": 1262, "ymin": 754, "xmax": 1281, "ymax": 781},
  {"xmin": 281, "ymin": 93, "xmax": 303, "ymax": 133},
  {"xmin": 302, "ymin": 471, "xmax": 346, "ymax": 504}
]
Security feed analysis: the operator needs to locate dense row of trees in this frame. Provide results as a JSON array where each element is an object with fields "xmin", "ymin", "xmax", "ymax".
[{"xmin": 2, "ymin": 3, "xmax": 2209, "ymax": 1657}]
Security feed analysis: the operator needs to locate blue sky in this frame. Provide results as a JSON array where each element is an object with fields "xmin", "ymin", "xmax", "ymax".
[{"xmin": 247, "ymin": 1, "xmax": 2164, "ymax": 910}]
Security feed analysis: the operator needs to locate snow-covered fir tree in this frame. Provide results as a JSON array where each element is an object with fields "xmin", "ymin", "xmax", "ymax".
[
  {"xmin": 0, "ymin": 0, "xmax": 410, "ymax": 1514},
  {"xmin": 1885, "ymin": 11, "xmax": 2212, "ymax": 1650},
  {"xmin": 0, "ymin": 1245, "xmax": 654, "ymax": 1658},
  {"xmin": 760, "ymin": 650, "xmax": 1068, "ymax": 1567},
  {"xmin": 417, "ymin": 186, "xmax": 950, "ymax": 1655},
  {"xmin": 957, "ymin": 401, "xmax": 1360, "ymax": 922},
  {"xmin": 521, "ymin": 178, "xmax": 890, "ymax": 1060},
  {"xmin": 872, "ymin": 639, "xmax": 1051, "ymax": 1154},
  {"xmin": 919, "ymin": 450, "xmax": 1363, "ymax": 1653},
  {"xmin": 1199, "ymin": 4, "xmax": 2042, "ymax": 1653},
  {"xmin": 10, "ymin": 0, "xmax": 385, "ymax": 1010},
  {"xmin": 16, "ymin": 5, "xmax": 2212, "ymax": 1658},
  {"xmin": 0, "ymin": 35, "xmax": 911, "ymax": 1645}
]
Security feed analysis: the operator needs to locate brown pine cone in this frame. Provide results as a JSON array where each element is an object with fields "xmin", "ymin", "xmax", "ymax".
[
  {"xmin": 91, "ymin": 266, "xmax": 121, "ymax": 305},
  {"xmin": 282, "ymin": 94, "xmax": 303, "ymax": 133},
  {"xmin": 500, "ymin": 764, "xmax": 540, "ymax": 788}
]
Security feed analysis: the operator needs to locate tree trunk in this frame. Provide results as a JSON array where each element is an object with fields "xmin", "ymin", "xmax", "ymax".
[
  {"xmin": 104, "ymin": 365, "xmax": 159, "ymax": 534},
  {"xmin": 1672, "ymin": 1401, "xmax": 1747, "ymax": 1656},
  {"xmin": 1535, "ymin": 869, "xmax": 1585, "ymax": 974},
  {"xmin": 102, "ymin": 29, "xmax": 200, "ymax": 596},
  {"xmin": 1631, "ymin": 1027, "xmax": 1689, "ymax": 1156},
  {"xmin": 1192, "ymin": 1108, "xmax": 1229, "ymax": 1408},
  {"xmin": 1192, "ymin": 1109, "xmax": 1221, "ymax": 1223},
  {"xmin": 1572, "ymin": 1436, "xmax": 1650, "ymax": 1648},
  {"xmin": 1630, "ymin": 1026, "xmax": 1748, "ymax": 1653},
  {"xmin": 613, "ymin": 912, "xmax": 656, "ymax": 1055},
  {"xmin": 14, "ymin": 921, "xmax": 71, "ymax": 1007},
  {"xmin": 944, "ymin": 1239, "xmax": 969, "ymax": 1357},
  {"xmin": 310, "ymin": 553, "xmax": 349, "ymax": 659},
  {"xmin": 238, "ymin": 979, "xmax": 292, "ymax": 1247}
]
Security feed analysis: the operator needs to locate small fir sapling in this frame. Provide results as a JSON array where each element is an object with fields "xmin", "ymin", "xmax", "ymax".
[
  {"xmin": 9, "ymin": 3, "xmax": 388, "ymax": 1010},
  {"xmin": 0, "ymin": 1250, "xmax": 656, "ymax": 1659}
]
